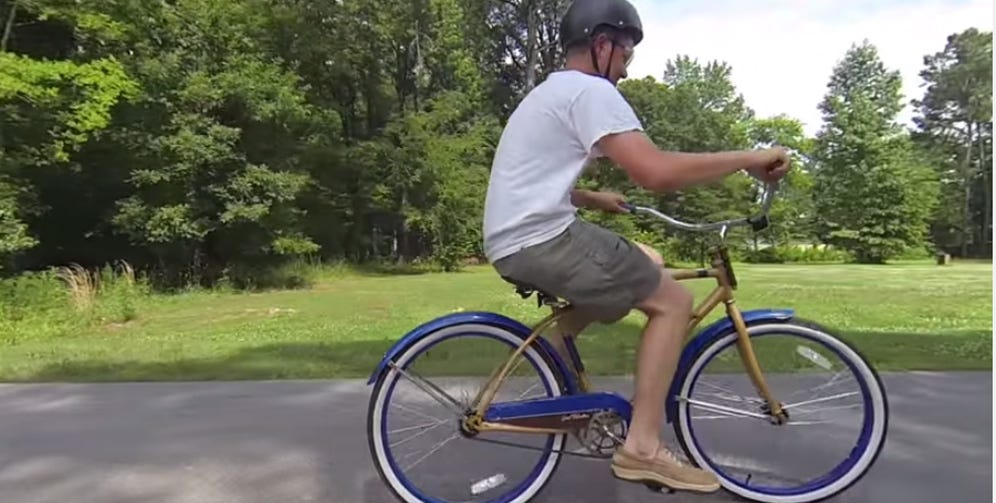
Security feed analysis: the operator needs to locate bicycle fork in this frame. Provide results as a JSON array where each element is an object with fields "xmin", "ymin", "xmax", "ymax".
[{"xmin": 725, "ymin": 298, "xmax": 788, "ymax": 424}]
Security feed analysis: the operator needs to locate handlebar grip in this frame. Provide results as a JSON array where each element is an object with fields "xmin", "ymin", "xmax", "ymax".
[{"xmin": 620, "ymin": 202, "xmax": 636, "ymax": 213}]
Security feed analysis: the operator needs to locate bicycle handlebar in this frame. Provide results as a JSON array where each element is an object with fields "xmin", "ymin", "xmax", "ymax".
[{"xmin": 621, "ymin": 181, "xmax": 780, "ymax": 233}]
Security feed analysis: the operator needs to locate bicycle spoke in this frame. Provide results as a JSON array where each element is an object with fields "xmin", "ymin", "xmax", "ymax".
[
  {"xmin": 402, "ymin": 432, "xmax": 462, "ymax": 472},
  {"xmin": 782, "ymin": 391, "xmax": 859, "ymax": 411},
  {"xmin": 691, "ymin": 414, "xmax": 750, "ymax": 421},
  {"xmin": 389, "ymin": 361, "xmax": 466, "ymax": 415},
  {"xmin": 517, "ymin": 382, "xmax": 542, "ymax": 400},
  {"xmin": 390, "ymin": 419, "xmax": 448, "ymax": 449},
  {"xmin": 681, "ymin": 397, "xmax": 769, "ymax": 421},
  {"xmin": 789, "ymin": 402, "xmax": 863, "ymax": 416},
  {"xmin": 786, "ymin": 370, "xmax": 854, "ymax": 402},
  {"xmin": 392, "ymin": 402, "xmax": 444, "ymax": 424},
  {"xmin": 389, "ymin": 420, "xmax": 447, "ymax": 436},
  {"xmin": 697, "ymin": 379, "xmax": 765, "ymax": 405}
]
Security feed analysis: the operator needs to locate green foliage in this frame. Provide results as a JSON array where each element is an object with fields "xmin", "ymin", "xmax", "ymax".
[
  {"xmin": 743, "ymin": 245, "xmax": 853, "ymax": 264},
  {"xmin": 0, "ymin": 261, "xmax": 150, "ymax": 342},
  {"xmin": 1, "ymin": 262, "xmax": 991, "ymax": 381},
  {"xmin": 219, "ymin": 258, "xmax": 321, "ymax": 291},
  {"xmin": 812, "ymin": 41, "xmax": 940, "ymax": 264},
  {"xmin": 93, "ymin": 262, "xmax": 150, "ymax": 322},
  {"xmin": 0, "ymin": 52, "xmax": 139, "ymax": 163},
  {"xmin": 0, "ymin": 0, "xmax": 989, "ymax": 291},
  {"xmin": 0, "ymin": 175, "xmax": 37, "ymax": 267},
  {"xmin": 383, "ymin": 91, "xmax": 498, "ymax": 270},
  {"xmin": 610, "ymin": 59, "xmax": 775, "ymax": 261},
  {"xmin": 912, "ymin": 28, "xmax": 992, "ymax": 257}
]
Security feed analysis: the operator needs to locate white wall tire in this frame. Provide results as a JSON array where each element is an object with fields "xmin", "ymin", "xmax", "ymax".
[
  {"xmin": 367, "ymin": 323, "xmax": 566, "ymax": 503},
  {"xmin": 673, "ymin": 321, "xmax": 889, "ymax": 503}
]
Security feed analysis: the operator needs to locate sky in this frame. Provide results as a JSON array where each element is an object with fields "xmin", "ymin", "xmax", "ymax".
[{"xmin": 624, "ymin": 0, "xmax": 994, "ymax": 136}]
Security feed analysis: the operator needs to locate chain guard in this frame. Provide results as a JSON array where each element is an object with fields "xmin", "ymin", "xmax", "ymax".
[{"xmin": 465, "ymin": 410, "xmax": 628, "ymax": 460}]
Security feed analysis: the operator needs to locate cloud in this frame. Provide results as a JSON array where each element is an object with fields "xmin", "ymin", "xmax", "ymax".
[{"xmin": 625, "ymin": 0, "xmax": 993, "ymax": 136}]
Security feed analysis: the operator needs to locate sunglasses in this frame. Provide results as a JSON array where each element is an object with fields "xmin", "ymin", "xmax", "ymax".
[
  {"xmin": 612, "ymin": 42, "xmax": 635, "ymax": 68},
  {"xmin": 601, "ymin": 35, "xmax": 635, "ymax": 67},
  {"xmin": 620, "ymin": 44, "xmax": 635, "ymax": 67}
]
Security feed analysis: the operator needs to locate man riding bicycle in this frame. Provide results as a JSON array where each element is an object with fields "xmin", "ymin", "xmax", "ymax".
[{"xmin": 482, "ymin": 0, "xmax": 791, "ymax": 493}]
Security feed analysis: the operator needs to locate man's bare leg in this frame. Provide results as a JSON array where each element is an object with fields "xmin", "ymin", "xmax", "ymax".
[
  {"xmin": 622, "ymin": 272, "xmax": 691, "ymax": 457},
  {"xmin": 634, "ymin": 242, "xmax": 664, "ymax": 269},
  {"xmin": 610, "ymin": 269, "xmax": 719, "ymax": 492}
]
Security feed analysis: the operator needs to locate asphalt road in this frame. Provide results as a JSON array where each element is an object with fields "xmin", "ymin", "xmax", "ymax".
[{"xmin": 0, "ymin": 372, "xmax": 990, "ymax": 503}]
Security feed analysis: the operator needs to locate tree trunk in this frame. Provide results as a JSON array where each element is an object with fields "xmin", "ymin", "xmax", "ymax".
[
  {"xmin": 1, "ymin": 1, "xmax": 16, "ymax": 53},
  {"xmin": 398, "ymin": 188, "xmax": 408, "ymax": 261},
  {"xmin": 960, "ymin": 121, "xmax": 973, "ymax": 257},
  {"xmin": 980, "ymin": 123, "xmax": 992, "ymax": 256},
  {"xmin": 0, "ymin": 1, "xmax": 16, "ymax": 161},
  {"xmin": 372, "ymin": 226, "xmax": 379, "ymax": 258},
  {"xmin": 524, "ymin": 0, "xmax": 538, "ymax": 92}
]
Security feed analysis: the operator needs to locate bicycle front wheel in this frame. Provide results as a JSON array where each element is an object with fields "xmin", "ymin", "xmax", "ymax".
[
  {"xmin": 367, "ymin": 322, "xmax": 566, "ymax": 503},
  {"xmin": 672, "ymin": 320, "xmax": 888, "ymax": 503}
]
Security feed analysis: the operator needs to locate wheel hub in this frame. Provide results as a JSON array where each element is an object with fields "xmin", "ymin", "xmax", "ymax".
[{"xmin": 760, "ymin": 402, "xmax": 790, "ymax": 425}]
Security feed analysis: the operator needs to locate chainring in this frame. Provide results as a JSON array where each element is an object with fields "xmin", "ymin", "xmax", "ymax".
[{"xmin": 575, "ymin": 411, "xmax": 627, "ymax": 457}]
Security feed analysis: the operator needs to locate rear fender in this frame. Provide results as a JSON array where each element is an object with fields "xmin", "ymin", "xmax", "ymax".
[{"xmin": 366, "ymin": 311, "xmax": 580, "ymax": 394}]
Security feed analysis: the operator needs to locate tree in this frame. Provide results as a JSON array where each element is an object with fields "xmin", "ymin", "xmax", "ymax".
[
  {"xmin": 465, "ymin": 0, "xmax": 568, "ymax": 115},
  {"xmin": 8, "ymin": 0, "xmax": 960, "ymax": 286},
  {"xmin": 812, "ymin": 40, "xmax": 939, "ymax": 263},
  {"xmin": 912, "ymin": 28, "xmax": 992, "ymax": 257},
  {"xmin": 598, "ymin": 59, "xmax": 761, "ymax": 262},
  {"xmin": 747, "ymin": 115, "xmax": 817, "ymax": 249},
  {"xmin": 0, "ymin": 5, "xmax": 138, "ymax": 270}
]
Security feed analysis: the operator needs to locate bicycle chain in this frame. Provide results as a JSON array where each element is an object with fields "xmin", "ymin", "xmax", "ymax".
[{"xmin": 465, "ymin": 434, "xmax": 613, "ymax": 460}]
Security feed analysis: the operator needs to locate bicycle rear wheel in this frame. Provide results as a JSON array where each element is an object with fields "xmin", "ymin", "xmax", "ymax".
[
  {"xmin": 367, "ymin": 322, "xmax": 566, "ymax": 503},
  {"xmin": 672, "ymin": 320, "xmax": 888, "ymax": 503}
]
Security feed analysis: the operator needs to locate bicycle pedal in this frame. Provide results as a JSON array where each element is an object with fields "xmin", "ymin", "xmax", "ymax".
[{"xmin": 643, "ymin": 482, "xmax": 675, "ymax": 494}]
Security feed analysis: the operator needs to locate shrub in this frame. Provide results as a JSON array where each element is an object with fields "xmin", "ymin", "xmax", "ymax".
[
  {"xmin": 220, "ymin": 258, "xmax": 321, "ymax": 291},
  {"xmin": 0, "ymin": 261, "xmax": 151, "ymax": 342},
  {"xmin": 743, "ymin": 245, "xmax": 852, "ymax": 264}
]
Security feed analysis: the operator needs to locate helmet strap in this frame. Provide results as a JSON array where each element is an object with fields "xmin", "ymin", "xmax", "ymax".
[{"xmin": 589, "ymin": 40, "xmax": 618, "ymax": 82}]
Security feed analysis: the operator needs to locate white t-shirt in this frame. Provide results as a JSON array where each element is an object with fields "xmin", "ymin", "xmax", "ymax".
[{"xmin": 482, "ymin": 70, "xmax": 644, "ymax": 262}]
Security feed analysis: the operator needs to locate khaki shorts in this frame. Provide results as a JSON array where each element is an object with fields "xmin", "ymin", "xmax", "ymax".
[{"xmin": 492, "ymin": 218, "xmax": 662, "ymax": 323}]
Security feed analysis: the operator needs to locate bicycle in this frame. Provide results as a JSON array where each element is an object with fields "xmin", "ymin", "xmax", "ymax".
[{"xmin": 365, "ymin": 182, "xmax": 889, "ymax": 503}]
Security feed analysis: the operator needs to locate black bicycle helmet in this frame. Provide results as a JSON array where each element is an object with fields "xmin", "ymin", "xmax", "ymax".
[{"xmin": 559, "ymin": 0, "xmax": 644, "ymax": 50}]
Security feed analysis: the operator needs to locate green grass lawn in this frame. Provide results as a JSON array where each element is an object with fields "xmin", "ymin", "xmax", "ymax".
[{"xmin": 0, "ymin": 261, "xmax": 991, "ymax": 382}]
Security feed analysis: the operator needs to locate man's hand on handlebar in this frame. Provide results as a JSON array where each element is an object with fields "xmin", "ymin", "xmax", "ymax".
[
  {"xmin": 571, "ymin": 189, "xmax": 631, "ymax": 214},
  {"xmin": 745, "ymin": 147, "xmax": 792, "ymax": 184}
]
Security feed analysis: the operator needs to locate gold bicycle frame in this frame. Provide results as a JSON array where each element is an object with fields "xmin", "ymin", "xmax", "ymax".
[{"xmin": 464, "ymin": 243, "xmax": 786, "ymax": 436}]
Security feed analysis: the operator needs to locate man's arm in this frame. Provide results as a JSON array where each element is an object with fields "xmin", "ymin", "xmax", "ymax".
[
  {"xmin": 570, "ymin": 188, "xmax": 594, "ymax": 208},
  {"xmin": 596, "ymin": 130, "xmax": 784, "ymax": 192}
]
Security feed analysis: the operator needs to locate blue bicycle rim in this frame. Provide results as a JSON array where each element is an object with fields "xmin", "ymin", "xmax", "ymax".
[
  {"xmin": 378, "ymin": 330, "xmax": 560, "ymax": 503},
  {"xmin": 684, "ymin": 328, "xmax": 878, "ymax": 497}
]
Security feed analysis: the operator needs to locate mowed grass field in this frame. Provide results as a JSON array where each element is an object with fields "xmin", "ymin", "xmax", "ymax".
[{"xmin": 0, "ymin": 261, "xmax": 991, "ymax": 382}]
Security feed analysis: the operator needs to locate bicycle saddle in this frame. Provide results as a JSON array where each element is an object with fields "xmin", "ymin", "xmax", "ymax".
[{"xmin": 500, "ymin": 276, "xmax": 563, "ymax": 308}]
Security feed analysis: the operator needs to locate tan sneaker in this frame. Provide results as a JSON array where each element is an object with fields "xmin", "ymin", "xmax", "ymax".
[{"xmin": 611, "ymin": 444, "xmax": 721, "ymax": 493}]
